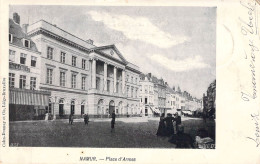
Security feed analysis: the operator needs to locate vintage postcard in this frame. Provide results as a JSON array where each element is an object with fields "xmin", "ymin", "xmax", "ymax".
[{"xmin": 0, "ymin": 0, "xmax": 259, "ymax": 164}]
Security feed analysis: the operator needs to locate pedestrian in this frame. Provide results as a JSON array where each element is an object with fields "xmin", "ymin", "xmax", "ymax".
[
  {"xmin": 175, "ymin": 112, "xmax": 181, "ymax": 133},
  {"xmin": 111, "ymin": 110, "xmax": 116, "ymax": 132},
  {"xmin": 156, "ymin": 113, "xmax": 167, "ymax": 136},
  {"xmin": 69, "ymin": 114, "xmax": 73, "ymax": 125},
  {"xmin": 203, "ymin": 113, "xmax": 207, "ymax": 123},
  {"xmin": 84, "ymin": 113, "xmax": 89, "ymax": 125},
  {"xmin": 164, "ymin": 113, "xmax": 175, "ymax": 136}
]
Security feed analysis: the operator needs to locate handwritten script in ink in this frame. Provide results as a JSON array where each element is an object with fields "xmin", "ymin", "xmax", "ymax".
[
  {"xmin": 239, "ymin": 0, "xmax": 259, "ymax": 102},
  {"xmin": 246, "ymin": 113, "xmax": 260, "ymax": 147}
]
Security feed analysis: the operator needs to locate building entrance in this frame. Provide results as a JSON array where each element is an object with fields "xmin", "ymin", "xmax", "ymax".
[{"xmin": 109, "ymin": 100, "xmax": 115, "ymax": 115}]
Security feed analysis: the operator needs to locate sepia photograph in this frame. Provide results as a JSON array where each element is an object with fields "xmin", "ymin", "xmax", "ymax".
[{"xmin": 8, "ymin": 5, "xmax": 216, "ymax": 149}]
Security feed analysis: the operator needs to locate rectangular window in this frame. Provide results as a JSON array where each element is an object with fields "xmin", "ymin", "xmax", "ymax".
[
  {"xmin": 131, "ymin": 77, "xmax": 133, "ymax": 83},
  {"xmin": 19, "ymin": 75, "xmax": 26, "ymax": 89},
  {"xmin": 24, "ymin": 39, "xmax": 30, "ymax": 48},
  {"xmin": 82, "ymin": 76, "xmax": 86, "ymax": 90},
  {"xmin": 60, "ymin": 52, "xmax": 66, "ymax": 63},
  {"xmin": 31, "ymin": 56, "xmax": 37, "ymax": 67},
  {"xmin": 96, "ymin": 77, "xmax": 100, "ymax": 90},
  {"xmin": 47, "ymin": 47, "xmax": 53, "ymax": 59},
  {"xmin": 46, "ymin": 68, "xmax": 53, "ymax": 84},
  {"xmin": 82, "ymin": 59, "xmax": 86, "ymax": 69},
  {"xmin": 9, "ymin": 50, "xmax": 15, "ymax": 62},
  {"xmin": 127, "ymin": 87, "xmax": 129, "ymax": 97},
  {"xmin": 20, "ymin": 53, "xmax": 27, "ymax": 65},
  {"xmin": 107, "ymin": 80, "xmax": 110, "ymax": 92},
  {"xmin": 116, "ymin": 82, "xmax": 119, "ymax": 93},
  {"xmin": 30, "ymin": 77, "xmax": 36, "ymax": 90},
  {"xmin": 9, "ymin": 73, "xmax": 15, "ymax": 88},
  {"xmin": 71, "ymin": 74, "xmax": 76, "ymax": 88},
  {"xmin": 9, "ymin": 34, "xmax": 13, "ymax": 43},
  {"xmin": 60, "ymin": 72, "xmax": 66, "ymax": 87},
  {"xmin": 72, "ymin": 56, "xmax": 77, "ymax": 67}
]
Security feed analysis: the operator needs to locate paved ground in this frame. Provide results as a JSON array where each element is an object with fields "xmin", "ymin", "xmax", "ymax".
[{"xmin": 9, "ymin": 117, "xmax": 215, "ymax": 148}]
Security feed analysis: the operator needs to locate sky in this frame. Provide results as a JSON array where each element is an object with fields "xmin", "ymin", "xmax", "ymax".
[{"xmin": 10, "ymin": 6, "xmax": 216, "ymax": 99}]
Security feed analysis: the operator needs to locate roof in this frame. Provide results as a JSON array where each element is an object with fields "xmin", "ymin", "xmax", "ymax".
[
  {"xmin": 91, "ymin": 44, "xmax": 128, "ymax": 63},
  {"xmin": 166, "ymin": 86, "xmax": 175, "ymax": 94},
  {"xmin": 27, "ymin": 19, "xmax": 95, "ymax": 51},
  {"xmin": 9, "ymin": 19, "xmax": 39, "ymax": 52}
]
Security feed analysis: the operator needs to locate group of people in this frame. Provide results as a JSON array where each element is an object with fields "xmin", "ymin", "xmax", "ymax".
[
  {"xmin": 68, "ymin": 111, "xmax": 116, "ymax": 133},
  {"xmin": 156, "ymin": 112, "xmax": 181, "ymax": 137},
  {"xmin": 156, "ymin": 112, "xmax": 196, "ymax": 148},
  {"xmin": 68, "ymin": 113, "xmax": 89, "ymax": 125}
]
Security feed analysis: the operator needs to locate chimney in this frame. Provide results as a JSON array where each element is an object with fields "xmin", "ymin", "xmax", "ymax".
[
  {"xmin": 13, "ymin": 13, "xmax": 20, "ymax": 25},
  {"xmin": 22, "ymin": 24, "xmax": 29, "ymax": 34}
]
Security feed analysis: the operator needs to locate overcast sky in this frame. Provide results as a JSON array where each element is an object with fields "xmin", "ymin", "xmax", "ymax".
[{"xmin": 10, "ymin": 6, "xmax": 216, "ymax": 99}]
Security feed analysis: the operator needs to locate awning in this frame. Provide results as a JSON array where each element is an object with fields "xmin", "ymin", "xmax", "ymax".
[
  {"xmin": 149, "ymin": 106, "xmax": 160, "ymax": 113},
  {"xmin": 9, "ymin": 88, "xmax": 51, "ymax": 106}
]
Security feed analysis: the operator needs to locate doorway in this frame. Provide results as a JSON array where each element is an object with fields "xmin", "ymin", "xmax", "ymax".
[
  {"xmin": 59, "ymin": 99, "xmax": 64, "ymax": 116},
  {"xmin": 109, "ymin": 100, "xmax": 115, "ymax": 115},
  {"xmin": 71, "ymin": 100, "xmax": 75, "ymax": 115}
]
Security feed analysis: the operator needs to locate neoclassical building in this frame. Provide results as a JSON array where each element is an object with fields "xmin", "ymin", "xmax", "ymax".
[{"xmin": 27, "ymin": 19, "xmax": 140, "ymax": 118}]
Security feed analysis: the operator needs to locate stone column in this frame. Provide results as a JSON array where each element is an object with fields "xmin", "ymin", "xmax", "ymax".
[
  {"xmin": 122, "ymin": 69, "xmax": 125, "ymax": 94},
  {"xmin": 91, "ymin": 59, "xmax": 96, "ymax": 89},
  {"xmin": 104, "ymin": 62, "xmax": 107, "ymax": 91},
  {"xmin": 114, "ymin": 66, "xmax": 117, "ymax": 93}
]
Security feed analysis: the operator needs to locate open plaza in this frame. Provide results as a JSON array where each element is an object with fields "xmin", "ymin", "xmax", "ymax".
[{"xmin": 9, "ymin": 117, "xmax": 215, "ymax": 148}]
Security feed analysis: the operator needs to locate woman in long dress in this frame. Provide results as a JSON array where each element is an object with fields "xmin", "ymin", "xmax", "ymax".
[
  {"xmin": 164, "ymin": 113, "xmax": 175, "ymax": 136},
  {"xmin": 156, "ymin": 113, "xmax": 167, "ymax": 136}
]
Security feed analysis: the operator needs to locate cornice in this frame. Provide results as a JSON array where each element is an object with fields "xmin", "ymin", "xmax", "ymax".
[{"xmin": 28, "ymin": 28, "xmax": 92, "ymax": 54}]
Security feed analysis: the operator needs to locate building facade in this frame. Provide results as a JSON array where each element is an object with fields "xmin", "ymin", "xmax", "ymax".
[
  {"xmin": 139, "ymin": 73, "xmax": 160, "ymax": 116},
  {"xmin": 203, "ymin": 80, "xmax": 216, "ymax": 118},
  {"xmin": 27, "ymin": 19, "xmax": 140, "ymax": 118},
  {"xmin": 9, "ymin": 13, "xmax": 50, "ymax": 121}
]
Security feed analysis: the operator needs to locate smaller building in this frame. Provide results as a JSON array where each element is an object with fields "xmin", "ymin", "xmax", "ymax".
[
  {"xmin": 139, "ymin": 73, "xmax": 160, "ymax": 116},
  {"xmin": 9, "ymin": 13, "xmax": 50, "ymax": 121}
]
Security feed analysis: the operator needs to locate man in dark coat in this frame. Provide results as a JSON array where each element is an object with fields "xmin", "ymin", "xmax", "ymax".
[
  {"xmin": 156, "ymin": 113, "xmax": 167, "ymax": 136},
  {"xmin": 84, "ymin": 113, "xmax": 89, "ymax": 125},
  {"xmin": 69, "ymin": 114, "xmax": 73, "ymax": 125},
  {"xmin": 111, "ymin": 110, "xmax": 116, "ymax": 132},
  {"xmin": 175, "ymin": 112, "xmax": 182, "ymax": 133},
  {"xmin": 164, "ymin": 113, "xmax": 175, "ymax": 136}
]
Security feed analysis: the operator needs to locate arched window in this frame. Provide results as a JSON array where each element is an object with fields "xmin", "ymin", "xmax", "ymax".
[
  {"xmin": 118, "ymin": 101, "xmax": 123, "ymax": 114},
  {"xmin": 81, "ymin": 101, "xmax": 85, "ymax": 115},
  {"xmin": 59, "ymin": 99, "xmax": 64, "ymax": 116},
  {"xmin": 71, "ymin": 100, "xmax": 75, "ymax": 115},
  {"xmin": 98, "ymin": 99, "xmax": 104, "ymax": 115},
  {"xmin": 109, "ymin": 100, "xmax": 115, "ymax": 115}
]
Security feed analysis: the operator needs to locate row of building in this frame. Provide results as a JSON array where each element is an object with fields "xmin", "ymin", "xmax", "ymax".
[
  {"xmin": 8, "ymin": 13, "xmax": 203, "ymax": 120},
  {"xmin": 203, "ymin": 80, "xmax": 216, "ymax": 118},
  {"xmin": 139, "ymin": 73, "xmax": 203, "ymax": 117}
]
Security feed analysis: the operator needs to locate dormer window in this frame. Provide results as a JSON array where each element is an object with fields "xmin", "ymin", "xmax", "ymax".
[
  {"xmin": 24, "ymin": 39, "xmax": 30, "ymax": 48},
  {"xmin": 9, "ymin": 34, "xmax": 13, "ymax": 43}
]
